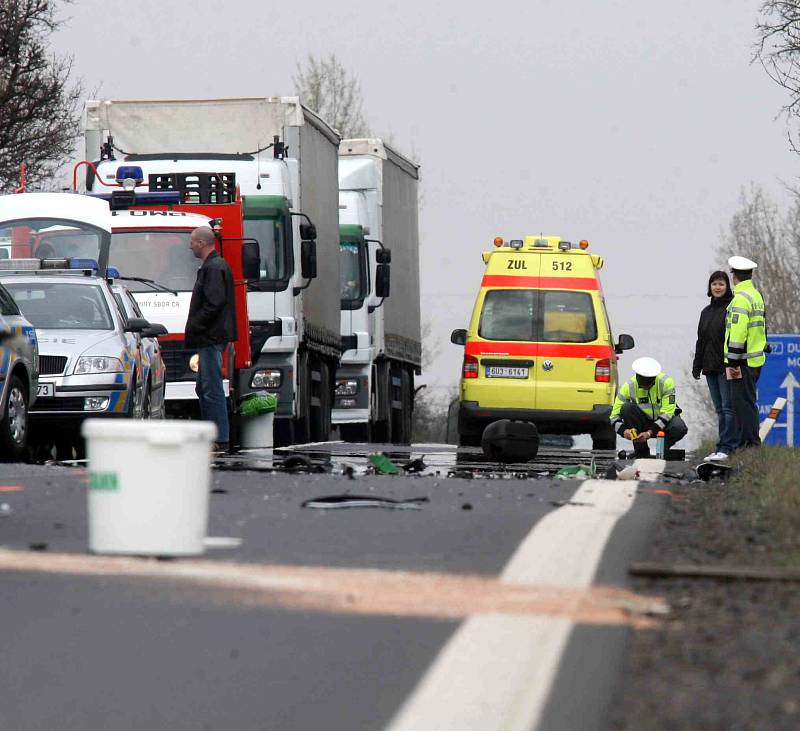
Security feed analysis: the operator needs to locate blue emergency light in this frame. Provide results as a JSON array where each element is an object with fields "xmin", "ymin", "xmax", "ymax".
[
  {"xmin": 115, "ymin": 166, "xmax": 144, "ymax": 184},
  {"xmin": 105, "ymin": 266, "xmax": 120, "ymax": 279},
  {"xmin": 68, "ymin": 258, "xmax": 99, "ymax": 270}
]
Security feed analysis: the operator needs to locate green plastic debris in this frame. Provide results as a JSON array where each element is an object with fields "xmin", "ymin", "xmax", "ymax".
[
  {"xmin": 368, "ymin": 452, "xmax": 401, "ymax": 475},
  {"xmin": 240, "ymin": 392, "xmax": 278, "ymax": 417},
  {"xmin": 554, "ymin": 465, "xmax": 593, "ymax": 480}
]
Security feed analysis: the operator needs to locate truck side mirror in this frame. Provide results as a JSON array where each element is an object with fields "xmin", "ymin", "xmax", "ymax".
[
  {"xmin": 301, "ymin": 239, "xmax": 317, "ymax": 279},
  {"xmin": 375, "ymin": 263, "xmax": 390, "ymax": 298},
  {"xmin": 299, "ymin": 222, "xmax": 317, "ymax": 241},
  {"xmin": 615, "ymin": 333, "xmax": 635, "ymax": 353},
  {"xmin": 376, "ymin": 248, "xmax": 391, "ymax": 264},
  {"xmin": 450, "ymin": 329, "xmax": 467, "ymax": 346},
  {"xmin": 242, "ymin": 239, "xmax": 261, "ymax": 281}
]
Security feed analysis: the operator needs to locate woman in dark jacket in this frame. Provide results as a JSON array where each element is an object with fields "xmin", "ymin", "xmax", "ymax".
[{"xmin": 693, "ymin": 270, "xmax": 736, "ymax": 460}]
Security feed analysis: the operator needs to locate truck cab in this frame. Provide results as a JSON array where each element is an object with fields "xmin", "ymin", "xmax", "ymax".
[{"xmin": 452, "ymin": 236, "xmax": 634, "ymax": 449}]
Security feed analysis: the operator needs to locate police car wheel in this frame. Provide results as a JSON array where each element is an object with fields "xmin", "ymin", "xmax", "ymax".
[{"xmin": 0, "ymin": 375, "xmax": 28, "ymax": 459}]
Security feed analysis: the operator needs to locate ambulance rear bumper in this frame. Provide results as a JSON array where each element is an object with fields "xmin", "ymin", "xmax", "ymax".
[{"xmin": 458, "ymin": 401, "xmax": 612, "ymax": 436}]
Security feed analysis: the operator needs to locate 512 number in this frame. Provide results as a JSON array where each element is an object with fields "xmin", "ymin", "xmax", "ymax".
[{"xmin": 551, "ymin": 261, "xmax": 572, "ymax": 271}]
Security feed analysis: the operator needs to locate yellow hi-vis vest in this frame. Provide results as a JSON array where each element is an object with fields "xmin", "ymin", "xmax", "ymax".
[
  {"xmin": 609, "ymin": 373, "xmax": 678, "ymax": 435},
  {"xmin": 725, "ymin": 280, "xmax": 766, "ymax": 368}
]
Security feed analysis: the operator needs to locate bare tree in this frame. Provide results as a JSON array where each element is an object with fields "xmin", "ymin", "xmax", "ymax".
[
  {"xmin": 717, "ymin": 184, "xmax": 800, "ymax": 332},
  {"xmin": 293, "ymin": 53, "xmax": 369, "ymax": 138},
  {"xmin": 0, "ymin": 0, "xmax": 83, "ymax": 192},
  {"xmin": 756, "ymin": 1, "xmax": 800, "ymax": 150}
]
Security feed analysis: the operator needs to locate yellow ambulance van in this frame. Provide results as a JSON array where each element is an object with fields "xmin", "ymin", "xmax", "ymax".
[{"xmin": 450, "ymin": 235, "xmax": 634, "ymax": 449}]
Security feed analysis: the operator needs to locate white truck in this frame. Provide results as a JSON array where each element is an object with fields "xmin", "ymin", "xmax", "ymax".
[
  {"xmin": 81, "ymin": 97, "xmax": 342, "ymax": 443},
  {"xmin": 335, "ymin": 140, "xmax": 421, "ymax": 443}
]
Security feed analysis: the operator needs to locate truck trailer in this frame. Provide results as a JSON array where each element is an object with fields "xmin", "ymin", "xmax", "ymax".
[
  {"xmin": 335, "ymin": 139, "xmax": 421, "ymax": 443},
  {"xmin": 82, "ymin": 97, "xmax": 342, "ymax": 443}
]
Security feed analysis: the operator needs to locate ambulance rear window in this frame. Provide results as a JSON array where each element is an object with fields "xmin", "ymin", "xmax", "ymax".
[
  {"xmin": 479, "ymin": 290, "xmax": 536, "ymax": 341},
  {"xmin": 542, "ymin": 291, "xmax": 597, "ymax": 343}
]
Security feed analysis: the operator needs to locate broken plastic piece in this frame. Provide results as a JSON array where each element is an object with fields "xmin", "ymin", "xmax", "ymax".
[
  {"xmin": 301, "ymin": 494, "xmax": 429, "ymax": 510},
  {"xmin": 368, "ymin": 453, "xmax": 401, "ymax": 475},
  {"xmin": 402, "ymin": 457, "xmax": 427, "ymax": 473},
  {"xmin": 554, "ymin": 465, "xmax": 593, "ymax": 480}
]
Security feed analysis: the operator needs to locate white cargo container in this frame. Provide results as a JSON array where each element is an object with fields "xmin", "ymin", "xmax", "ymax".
[
  {"xmin": 335, "ymin": 139, "xmax": 421, "ymax": 443},
  {"xmin": 82, "ymin": 97, "xmax": 341, "ymax": 443}
]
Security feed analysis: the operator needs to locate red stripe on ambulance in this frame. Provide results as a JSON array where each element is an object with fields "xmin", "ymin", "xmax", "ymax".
[{"xmin": 480, "ymin": 275, "xmax": 599, "ymax": 290}]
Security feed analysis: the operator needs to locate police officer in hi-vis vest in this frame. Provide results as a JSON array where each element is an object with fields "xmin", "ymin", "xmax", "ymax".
[
  {"xmin": 724, "ymin": 255, "xmax": 767, "ymax": 450},
  {"xmin": 609, "ymin": 357, "xmax": 688, "ymax": 458}
]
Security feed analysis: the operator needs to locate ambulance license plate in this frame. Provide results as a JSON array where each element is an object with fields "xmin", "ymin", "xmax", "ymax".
[{"xmin": 486, "ymin": 366, "xmax": 528, "ymax": 379}]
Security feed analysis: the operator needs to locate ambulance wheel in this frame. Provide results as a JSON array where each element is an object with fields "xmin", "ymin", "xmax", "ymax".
[
  {"xmin": 592, "ymin": 425, "xmax": 617, "ymax": 451},
  {"xmin": 458, "ymin": 433, "xmax": 481, "ymax": 447},
  {"xmin": 0, "ymin": 375, "xmax": 28, "ymax": 460}
]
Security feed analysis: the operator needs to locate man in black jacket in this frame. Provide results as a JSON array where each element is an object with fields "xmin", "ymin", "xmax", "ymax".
[{"xmin": 185, "ymin": 226, "xmax": 236, "ymax": 450}]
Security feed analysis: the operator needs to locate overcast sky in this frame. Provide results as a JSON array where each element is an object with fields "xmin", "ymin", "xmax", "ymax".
[{"xmin": 53, "ymin": 0, "xmax": 798, "ymax": 443}]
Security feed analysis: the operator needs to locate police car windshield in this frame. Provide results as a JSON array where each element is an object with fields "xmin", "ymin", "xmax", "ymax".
[
  {"xmin": 108, "ymin": 231, "xmax": 198, "ymax": 292},
  {"xmin": 5, "ymin": 282, "xmax": 114, "ymax": 330},
  {"xmin": 0, "ymin": 218, "xmax": 104, "ymax": 262}
]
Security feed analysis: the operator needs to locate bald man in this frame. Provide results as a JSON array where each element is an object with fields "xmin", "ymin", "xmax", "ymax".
[{"xmin": 185, "ymin": 226, "xmax": 235, "ymax": 450}]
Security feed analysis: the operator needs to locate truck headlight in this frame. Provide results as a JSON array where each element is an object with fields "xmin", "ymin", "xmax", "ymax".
[
  {"xmin": 74, "ymin": 357, "xmax": 123, "ymax": 375},
  {"xmin": 335, "ymin": 378, "xmax": 359, "ymax": 396},
  {"xmin": 251, "ymin": 369, "xmax": 281, "ymax": 389}
]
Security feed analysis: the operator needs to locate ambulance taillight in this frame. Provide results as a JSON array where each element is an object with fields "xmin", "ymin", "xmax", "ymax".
[
  {"xmin": 595, "ymin": 358, "xmax": 611, "ymax": 382},
  {"xmin": 463, "ymin": 355, "xmax": 479, "ymax": 379}
]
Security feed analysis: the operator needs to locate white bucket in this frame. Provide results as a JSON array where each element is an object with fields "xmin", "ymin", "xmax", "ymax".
[
  {"xmin": 82, "ymin": 419, "xmax": 217, "ymax": 556},
  {"xmin": 240, "ymin": 411, "xmax": 274, "ymax": 449}
]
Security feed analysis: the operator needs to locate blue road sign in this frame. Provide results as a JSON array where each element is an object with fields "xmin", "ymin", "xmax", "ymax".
[{"xmin": 758, "ymin": 334, "xmax": 800, "ymax": 446}]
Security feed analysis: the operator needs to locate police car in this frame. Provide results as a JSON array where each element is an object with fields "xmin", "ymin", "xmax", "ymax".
[
  {"xmin": 0, "ymin": 259, "xmax": 168, "ymax": 432},
  {"xmin": 0, "ymin": 284, "xmax": 39, "ymax": 458}
]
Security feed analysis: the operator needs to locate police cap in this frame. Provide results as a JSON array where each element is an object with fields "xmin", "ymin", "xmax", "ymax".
[
  {"xmin": 728, "ymin": 255, "xmax": 757, "ymax": 271},
  {"xmin": 631, "ymin": 357, "xmax": 661, "ymax": 378}
]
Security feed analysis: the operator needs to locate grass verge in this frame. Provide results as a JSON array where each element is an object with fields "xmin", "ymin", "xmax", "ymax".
[{"xmin": 726, "ymin": 447, "xmax": 800, "ymax": 567}]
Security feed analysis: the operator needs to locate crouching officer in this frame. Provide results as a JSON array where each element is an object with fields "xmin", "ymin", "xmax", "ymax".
[{"xmin": 609, "ymin": 357, "xmax": 688, "ymax": 457}]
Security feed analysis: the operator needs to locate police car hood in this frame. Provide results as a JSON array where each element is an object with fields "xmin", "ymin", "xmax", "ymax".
[{"xmin": 35, "ymin": 329, "xmax": 119, "ymax": 356}]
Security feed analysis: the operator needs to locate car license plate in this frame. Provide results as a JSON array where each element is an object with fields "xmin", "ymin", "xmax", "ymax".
[
  {"xmin": 486, "ymin": 366, "xmax": 528, "ymax": 379},
  {"xmin": 37, "ymin": 383, "xmax": 55, "ymax": 397}
]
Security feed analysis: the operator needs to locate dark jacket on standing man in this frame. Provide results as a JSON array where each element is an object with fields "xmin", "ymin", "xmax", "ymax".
[
  {"xmin": 692, "ymin": 290, "xmax": 733, "ymax": 378},
  {"xmin": 185, "ymin": 250, "xmax": 236, "ymax": 348}
]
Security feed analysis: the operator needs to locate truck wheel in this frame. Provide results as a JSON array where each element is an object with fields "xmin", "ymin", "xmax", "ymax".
[
  {"xmin": 294, "ymin": 353, "xmax": 311, "ymax": 445},
  {"xmin": 592, "ymin": 425, "xmax": 617, "ymax": 451},
  {"xmin": 0, "ymin": 375, "xmax": 28, "ymax": 460},
  {"xmin": 311, "ymin": 361, "xmax": 331, "ymax": 442},
  {"xmin": 391, "ymin": 369, "xmax": 413, "ymax": 445},
  {"xmin": 339, "ymin": 423, "xmax": 370, "ymax": 442}
]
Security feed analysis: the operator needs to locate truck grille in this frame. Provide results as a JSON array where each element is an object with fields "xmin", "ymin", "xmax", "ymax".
[
  {"xmin": 39, "ymin": 356, "xmax": 68, "ymax": 376},
  {"xmin": 159, "ymin": 339, "xmax": 196, "ymax": 382}
]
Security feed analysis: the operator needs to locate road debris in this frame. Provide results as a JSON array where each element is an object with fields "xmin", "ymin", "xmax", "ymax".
[
  {"xmin": 401, "ymin": 456, "xmax": 427, "ymax": 473},
  {"xmin": 480, "ymin": 419, "xmax": 539, "ymax": 463},
  {"xmin": 604, "ymin": 462, "xmax": 640, "ymax": 480},
  {"xmin": 301, "ymin": 494, "xmax": 429, "ymax": 510},
  {"xmin": 368, "ymin": 453, "xmax": 401, "ymax": 475},
  {"xmin": 695, "ymin": 461, "xmax": 737, "ymax": 482},
  {"xmin": 554, "ymin": 465, "xmax": 593, "ymax": 480}
]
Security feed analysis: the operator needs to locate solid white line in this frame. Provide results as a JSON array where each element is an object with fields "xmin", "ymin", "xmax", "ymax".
[{"xmin": 384, "ymin": 477, "xmax": 644, "ymax": 731}]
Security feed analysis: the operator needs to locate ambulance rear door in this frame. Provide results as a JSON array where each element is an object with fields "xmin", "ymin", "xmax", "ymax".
[
  {"xmin": 533, "ymin": 253, "xmax": 614, "ymax": 414},
  {"xmin": 466, "ymin": 250, "xmax": 541, "ymax": 410}
]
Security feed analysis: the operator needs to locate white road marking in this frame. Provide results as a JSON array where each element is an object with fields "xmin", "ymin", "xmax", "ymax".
[{"xmin": 385, "ymin": 476, "xmax": 650, "ymax": 731}]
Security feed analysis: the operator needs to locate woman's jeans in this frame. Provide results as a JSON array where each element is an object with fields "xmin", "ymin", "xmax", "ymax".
[
  {"xmin": 196, "ymin": 344, "xmax": 229, "ymax": 443},
  {"xmin": 705, "ymin": 371, "xmax": 737, "ymax": 454}
]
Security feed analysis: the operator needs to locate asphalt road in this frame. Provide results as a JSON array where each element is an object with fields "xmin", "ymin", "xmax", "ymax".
[{"xmin": 0, "ymin": 443, "xmax": 670, "ymax": 731}]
